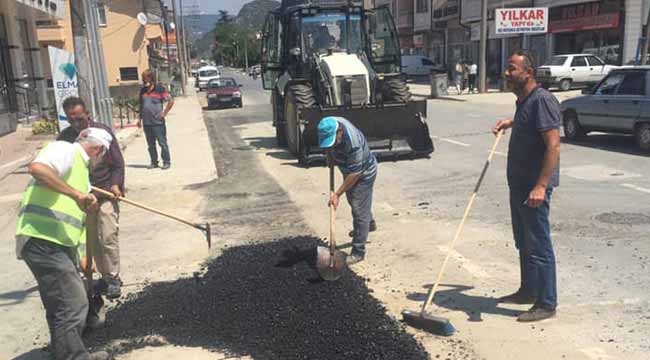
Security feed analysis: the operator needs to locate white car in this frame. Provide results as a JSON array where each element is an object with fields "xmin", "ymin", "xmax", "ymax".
[
  {"xmin": 401, "ymin": 55, "xmax": 445, "ymax": 77},
  {"xmin": 536, "ymin": 54, "xmax": 618, "ymax": 91},
  {"xmin": 196, "ymin": 66, "xmax": 221, "ymax": 91}
]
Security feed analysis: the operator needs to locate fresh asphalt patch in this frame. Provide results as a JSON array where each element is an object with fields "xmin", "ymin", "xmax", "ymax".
[
  {"xmin": 82, "ymin": 104, "xmax": 430, "ymax": 358},
  {"xmin": 84, "ymin": 236, "xmax": 429, "ymax": 359}
]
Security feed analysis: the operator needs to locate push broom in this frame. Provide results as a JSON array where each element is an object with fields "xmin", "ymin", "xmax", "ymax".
[{"xmin": 402, "ymin": 130, "xmax": 504, "ymax": 336}]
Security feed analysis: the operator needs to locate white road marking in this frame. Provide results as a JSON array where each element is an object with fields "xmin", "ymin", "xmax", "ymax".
[
  {"xmin": 621, "ymin": 183, "xmax": 650, "ymax": 195},
  {"xmin": 437, "ymin": 245, "xmax": 491, "ymax": 279},
  {"xmin": 431, "ymin": 135, "xmax": 470, "ymax": 147},
  {"xmin": 0, "ymin": 192, "xmax": 22, "ymax": 204},
  {"xmin": 0, "ymin": 155, "xmax": 32, "ymax": 172}
]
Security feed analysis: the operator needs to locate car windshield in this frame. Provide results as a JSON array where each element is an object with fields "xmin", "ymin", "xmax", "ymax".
[
  {"xmin": 199, "ymin": 70, "xmax": 219, "ymax": 77},
  {"xmin": 548, "ymin": 56, "xmax": 568, "ymax": 66},
  {"xmin": 209, "ymin": 78, "xmax": 237, "ymax": 88},
  {"xmin": 302, "ymin": 14, "xmax": 363, "ymax": 54}
]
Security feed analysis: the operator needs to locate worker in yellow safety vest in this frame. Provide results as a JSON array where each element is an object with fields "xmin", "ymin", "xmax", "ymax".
[{"xmin": 15, "ymin": 127, "xmax": 114, "ymax": 360}]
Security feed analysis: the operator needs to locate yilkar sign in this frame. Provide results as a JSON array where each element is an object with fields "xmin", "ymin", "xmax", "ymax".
[
  {"xmin": 48, "ymin": 46, "xmax": 79, "ymax": 131},
  {"xmin": 496, "ymin": 7, "xmax": 548, "ymax": 35}
]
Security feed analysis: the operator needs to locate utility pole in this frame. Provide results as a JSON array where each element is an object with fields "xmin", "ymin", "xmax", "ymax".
[
  {"xmin": 478, "ymin": 0, "xmax": 487, "ymax": 93},
  {"xmin": 244, "ymin": 38, "xmax": 249, "ymax": 74},
  {"xmin": 170, "ymin": 0, "xmax": 186, "ymax": 95},
  {"xmin": 70, "ymin": 0, "xmax": 95, "ymax": 118},
  {"xmin": 642, "ymin": 3, "xmax": 650, "ymax": 65},
  {"xmin": 179, "ymin": 0, "xmax": 191, "ymax": 75},
  {"xmin": 84, "ymin": 0, "xmax": 113, "ymax": 128}
]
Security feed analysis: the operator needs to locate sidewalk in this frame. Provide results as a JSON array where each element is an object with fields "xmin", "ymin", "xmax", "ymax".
[
  {"xmin": 409, "ymin": 82, "xmax": 582, "ymax": 104},
  {"xmin": 0, "ymin": 82, "xmax": 220, "ymax": 359}
]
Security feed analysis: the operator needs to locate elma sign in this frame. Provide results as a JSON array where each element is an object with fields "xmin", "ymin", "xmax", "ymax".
[{"xmin": 496, "ymin": 7, "xmax": 548, "ymax": 34}]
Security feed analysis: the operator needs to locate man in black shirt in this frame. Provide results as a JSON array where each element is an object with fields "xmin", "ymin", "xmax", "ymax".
[{"xmin": 492, "ymin": 51, "xmax": 561, "ymax": 322}]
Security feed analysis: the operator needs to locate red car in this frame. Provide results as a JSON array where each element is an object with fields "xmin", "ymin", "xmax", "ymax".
[{"xmin": 206, "ymin": 77, "xmax": 243, "ymax": 109}]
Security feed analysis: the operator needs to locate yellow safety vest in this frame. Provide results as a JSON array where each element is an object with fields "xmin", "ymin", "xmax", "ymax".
[{"xmin": 16, "ymin": 147, "xmax": 89, "ymax": 248}]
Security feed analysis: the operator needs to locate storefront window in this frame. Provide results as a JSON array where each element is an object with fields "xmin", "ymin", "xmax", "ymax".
[
  {"xmin": 555, "ymin": 29, "xmax": 621, "ymax": 65},
  {"xmin": 487, "ymin": 39, "xmax": 501, "ymax": 88},
  {"xmin": 529, "ymin": 34, "xmax": 547, "ymax": 66}
]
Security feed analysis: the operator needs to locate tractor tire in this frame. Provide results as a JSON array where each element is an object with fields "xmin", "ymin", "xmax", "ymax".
[
  {"xmin": 382, "ymin": 78, "xmax": 412, "ymax": 103},
  {"xmin": 284, "ymin": 84, "xmax": 316, "ymax": 164},
  {"xmin": 272, "ymin": 90, "xmax": 287, "ymax": 147}
]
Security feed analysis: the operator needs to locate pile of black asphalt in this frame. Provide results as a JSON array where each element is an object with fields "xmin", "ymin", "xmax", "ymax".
[{"xmin": 85, "ymin": 236, "xmax": 429, "ymax": 360}]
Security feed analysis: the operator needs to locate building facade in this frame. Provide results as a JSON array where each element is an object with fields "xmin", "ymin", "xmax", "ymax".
[
  {"xmin": 36, "ymin": 0, "xmax": 164, "ymax": 100},
  {"xmin": 0, "ymin": 0, "xmax": 63, "ymax": 136}
]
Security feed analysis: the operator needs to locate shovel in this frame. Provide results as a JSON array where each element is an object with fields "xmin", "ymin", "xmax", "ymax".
[{"xmin": 316, "ymin": 163, "xmax": 346, "ymax": 281}]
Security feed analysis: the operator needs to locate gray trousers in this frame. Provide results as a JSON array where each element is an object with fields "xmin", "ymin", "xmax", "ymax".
[
  {"xmin": 22, "ymin": 238, "xmax": 91, "ymax": 360},
  {"xmin": 87, "ymin": 199, "xmax": 120, "ymax": 282},
  {"xmin": 346, "ymin": 173, "xmax": 376, "ymax": 255}
]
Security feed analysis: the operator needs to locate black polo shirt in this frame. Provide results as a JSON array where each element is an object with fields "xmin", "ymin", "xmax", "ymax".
[{"xmin": 507, "ymin": 86, "xmax": 561, "ymax": 191}]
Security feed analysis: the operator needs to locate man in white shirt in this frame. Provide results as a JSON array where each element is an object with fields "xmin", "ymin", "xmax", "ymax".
[
  {"xmin": 16, "ymin": 128, "xmax": 114, "ymax": 360},
  {"xmin": 469, "ymin": 62, "xmax": 478, "ymax": 94}
]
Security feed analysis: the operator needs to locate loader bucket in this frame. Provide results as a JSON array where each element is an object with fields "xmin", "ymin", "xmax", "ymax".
[{"xmin": 300, "ymin": 100, "xmax": 434, "ymax": 157}]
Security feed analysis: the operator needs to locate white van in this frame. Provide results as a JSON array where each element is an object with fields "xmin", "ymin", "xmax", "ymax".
[
  {"xmin": 401, "ymin": 55, "xmax": 444, "ymax": 77},
  {"xmin": 196, "ymin": 66, "xmax": 221, "ymax": 91}
]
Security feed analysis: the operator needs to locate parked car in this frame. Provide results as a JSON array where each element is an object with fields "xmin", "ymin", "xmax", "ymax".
[
  {"xmin": 206, "ymin": 77, "xmax": 243, "ymax": 109},
  {"xmin": 401, "ymin": 55, "xmax": 445, "ymax": 77},
  {"xmin": 560, "ymin": 67, "xmax": 650, "ymax": 150},
  {"xmin": 196, "ymin": 65, "xmax": 221, "ymax": 91},
  {"xmin": 537, "ymin": 54, "xmax": 618, "ymax": 91}
]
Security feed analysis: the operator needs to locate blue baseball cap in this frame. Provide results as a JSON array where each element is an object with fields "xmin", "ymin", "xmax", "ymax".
[{"xmin": 318, "ymin": 117, "xmax": 339, "ymax": 148}]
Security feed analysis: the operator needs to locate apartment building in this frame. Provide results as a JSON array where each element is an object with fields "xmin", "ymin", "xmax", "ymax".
[
  {"xmin": 36, "ymin": 0, "xmax": 164, "ymax": 99},
  {"xmin": 0, "ymin": 0, "xmax": 63, "ymax": 136}
]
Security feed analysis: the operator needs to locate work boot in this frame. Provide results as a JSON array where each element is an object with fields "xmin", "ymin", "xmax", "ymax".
[
  {"xmin": 89, "ymin": 350, "xmax": 112, "ymax": 360},
  {"xmin": 161, "ymin": 163, "xmax": 171, "ymax": 170},
  {"xmin": 349, "ymin": 220, "xmax": 377, "ymax": 237},
  {"xmin": 86, "ymin": 311, "xmax": 105, "ymax": 330},
  {"xmin": 497, "ymin": 291, "xmax": 536, "ymax": 305},
  {"xmin": 346, "ymin": 252, "xmax": 365, "ymax": 265},
  {"xmin": 105, "ymin": 278, "xmax": 122, "ymax": 300},
  {"xmin": 517, "ymin": 306, "xmax": 556, "ymax": 322},
  {"xmin": 148, "ymin": 162, "xmax": 159, "ymax": 169}
]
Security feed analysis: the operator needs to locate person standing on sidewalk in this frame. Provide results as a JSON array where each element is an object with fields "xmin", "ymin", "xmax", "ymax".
[
  {"xmin": 318, "ymin": 116, "xmax": 377, "ymax": 265},
  {"xmin": 58, "ymin": 96, "xmax": 125, "ymax": 300},
  {"xmin": 492, "ymin": 50, "xmax": 561, "ymax": 322},
  {"xmin": 468, "ymin": 61, "xmax": 478, "ymax": 93},
  {"xmin": 454, "ymin": 61, "xmax": 463, "ymax": 95},
  {"xmin": 137, "ymin": 69, "xmax": 175, "ymax": 170},
  {"xmin": 15, "ymin": 128, "xmax": 113, "ymax": 360}
]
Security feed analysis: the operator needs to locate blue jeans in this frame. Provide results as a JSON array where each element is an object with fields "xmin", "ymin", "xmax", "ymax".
[
  {"xmin": 346, "ymin": 173, "xmax": 376, "ymax": 256},
  {"xmin": 509, "ymin": 187, "xmax": 557, "ymax": 310},
  {"xmin": 144, "ymin": 125, "xmax": 170, "ymax": 165}
]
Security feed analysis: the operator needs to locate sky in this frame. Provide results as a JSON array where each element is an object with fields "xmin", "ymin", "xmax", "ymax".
[
  {"xmin": 199, "ymin": 0, "xmax": 248, "ymax": 15},
  {"xmin": 163, "ymin": 0, "xmax": 249, "ymax": 16}
]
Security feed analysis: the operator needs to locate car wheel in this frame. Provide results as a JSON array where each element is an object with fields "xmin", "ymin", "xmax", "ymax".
[
  {"xmin": 563, "ymin": 111, "xmax": 585, "ymax": 140},
  {"xmin": 559, "ymin": 79, "xmax": 572, "ymax": 92},
  {"xmin": 635, "ymin": 123, "xmax": 650, "ymax": 151}
]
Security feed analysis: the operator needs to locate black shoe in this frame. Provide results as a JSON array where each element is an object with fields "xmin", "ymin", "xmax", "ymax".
[
  {"xmin": 86, "ymin": 312, "xmax": 105, "ymax": 330},
  {"xmin": 517, "ymin": 306, "xmax": 556, "ymax": 322},
  {"xmin": 497, "ymin": 291, "xmax": 537, "ymax": 305},
  {"xmin": 161, "ymin": 163, "xmax": 171, "ymax": 170},
  {"xmin": 105, "ymin": 279, "xmax": 122, "ymax": 300},
  {"xmin": 89, "ymin": 351, "xmax": 112, "ymax": 360},
  {"xmin": 346, "ymin": 252, "xmax": 365, "ymax": 265},
  {"xmin": 148, "ymin": 163, "xmax": 159, "ymax": 169},
  {"xmin": 349, "ymin": 220, "xmax": 377, "ymax": 237}
]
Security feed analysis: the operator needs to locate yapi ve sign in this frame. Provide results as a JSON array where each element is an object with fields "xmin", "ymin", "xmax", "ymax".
[{"xmin": 496, "ymin": 7, "xmax": 548, "ymax": 34}]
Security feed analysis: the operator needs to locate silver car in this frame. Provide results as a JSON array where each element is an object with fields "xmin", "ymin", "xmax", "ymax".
[{"xmin": 560, "ymin": 67, "xmax": 650, "ymax": 151}]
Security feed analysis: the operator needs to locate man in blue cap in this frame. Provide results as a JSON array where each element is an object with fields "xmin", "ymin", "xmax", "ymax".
[{"xmin": 318, "ymin": 116, "xmax": 377, "ymax": 265}]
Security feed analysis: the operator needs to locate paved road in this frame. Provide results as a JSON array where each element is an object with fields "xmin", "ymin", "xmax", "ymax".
[{"xmin": 204, "ymin": 69, "xmax": 650, "ymax": 359}]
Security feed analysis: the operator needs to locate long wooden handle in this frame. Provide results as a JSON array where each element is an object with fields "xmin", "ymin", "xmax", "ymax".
[
  {"xmin": 329, "ymin": 164, "xmax": 337, "ymax": 251},
  {"xmin": 91, "ymin": 186, "xmax": 197, "ymax": 228},
  {"xmin": 420, "ymin": 130, "xmax": 504, "ymax": 314}
]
